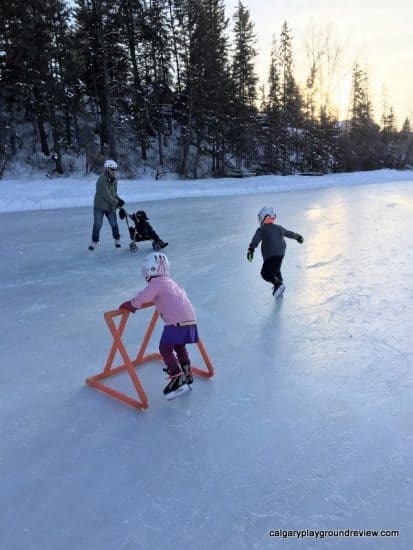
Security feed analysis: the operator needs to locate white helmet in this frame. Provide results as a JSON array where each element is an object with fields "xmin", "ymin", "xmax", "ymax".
[
  {"xmin": 104, "ymin": 159, "xmax": 118, "ymax": 170},
  {"xmin": 142, "ymin": 252, "xmax": 169, "ymax": 280},
  {"xmin": 258, "ymin": 206, "xmax": 276, "ymax": 224}
]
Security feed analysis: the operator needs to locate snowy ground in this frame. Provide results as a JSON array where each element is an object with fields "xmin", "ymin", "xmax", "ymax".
[{"xmin": 1, "ymin": 171, "xmax": 413, "ymax": 549}]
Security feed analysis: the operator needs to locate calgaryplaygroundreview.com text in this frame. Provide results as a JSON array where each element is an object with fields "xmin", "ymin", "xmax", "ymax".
[{"xmin": 268, "ymin": 529, "xmax": 400, "ymax": 540}]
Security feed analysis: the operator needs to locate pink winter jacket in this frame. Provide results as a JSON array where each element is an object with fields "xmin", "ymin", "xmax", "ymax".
[{"xmin": 130, "ymin": 276, "xmax": 196, "ymax": 325}]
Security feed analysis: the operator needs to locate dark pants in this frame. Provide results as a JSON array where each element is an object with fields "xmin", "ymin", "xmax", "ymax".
[
  {"xmin": 91, "ymin": 207, "xmax": 120, "ymax": 243},
  {"xmin": 261, "ymin": 255, "xmax": 284, "ymax": 285},
  {"xmin": 159, "ymin": 343, "xmax": 190, "ymax": 374}
]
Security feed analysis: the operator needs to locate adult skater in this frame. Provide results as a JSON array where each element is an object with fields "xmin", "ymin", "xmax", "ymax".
[{"xmin": 88, "ymin": 159, "xmax": 125, "ymax": 251}]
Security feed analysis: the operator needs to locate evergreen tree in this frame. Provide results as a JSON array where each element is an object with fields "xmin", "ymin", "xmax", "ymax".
[
  {"xmin": 138, "ymin": 0, "xmax": 173, "ymax": 167},
  {"xmin": 278, "ymin": 21, "xmax": 303, "ymax": 172},
  {"xmin": 351, "ymin": 62, "xmax": 371, "ymax": 124},
  {"xmin": 347, "ymin": 62, "xmax": 381, "ymax": 170},
  {"xmin": 230, "ymin": 1, "xmax": 258, "ymax": 170},
  {"xmin": 266, "ymin": 36, "xmax": 281, "ymax": 127},
  {"xmin": 259, "ymin": 36, "xmax": 283, "ymax": 173},
  {"xmin": 395, "ymin": 117, "xmax": 413, "ymax": 168},
  {"xmin": 0, "ymin": 0, "xmax": 75, "ymax": 173},
  {"xmin": 176, "ymin": 0, "xmax": 232, "ymax": 177},
  {"xmin": 381, "ymin": 101, "xmax": 398, "ymax": 167},
  {"xmin": 231, "ymin": 1, "xmax": 257, "ymax": 109},
  {"xmin": 278, "ymin": 21, "xmax": 302, "ymax": 128},
  {"xmin": 73, "ymin": 0, "xmax": 129, "ymax": 160},
  {"xmin": 117, "ymin": 0, "xmax": 151, "ymax": 162}
]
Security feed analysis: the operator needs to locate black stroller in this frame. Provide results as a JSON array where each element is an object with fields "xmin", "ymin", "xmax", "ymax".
[{"xmin": 119, "ymin": 208, "xmax": 168, "ymax": 252}]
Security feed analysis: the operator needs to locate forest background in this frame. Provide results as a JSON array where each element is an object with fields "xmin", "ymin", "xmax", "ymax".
[{"xmin": 1, "ymin": 0, "xmax": 412, "ymax": 180}]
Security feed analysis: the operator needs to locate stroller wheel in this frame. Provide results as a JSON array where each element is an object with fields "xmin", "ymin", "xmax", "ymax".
[
  {"xmin": 129, "ymin": 242, "xmax": 138, "ymax": 252},
  {"xmin": 153, "ymin": 240, "xmax": 168, "ymax": 250}
]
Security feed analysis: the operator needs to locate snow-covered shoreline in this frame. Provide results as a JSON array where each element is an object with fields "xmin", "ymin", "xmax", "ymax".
[{"xmin": 1, "ymin": 168, "xmax": 412, "ymax": 213}]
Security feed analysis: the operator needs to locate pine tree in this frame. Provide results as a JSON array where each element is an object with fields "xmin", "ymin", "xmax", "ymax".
[
  {"xmin": 278, "ymin": 21, "xmax": 302, "ymax": 172},
  {"xmin": 265, "ymin": 37, "xmax": 282, "ymax": 123},
  {"xmin": 176, "ymin": 0, "xmax": 232, "ymax": 177},
  {"xmin": 117, "ymin": 0, "xmax": 151, "ymax": 161},
  {"xmin": 73, "ymin": 0, "xmax": 129, "ymax": 160},
  {"xmin": 230, "ymin": 1, "xmax": 258, "ymax": 170},
  {"xmin": 348, "ymin": 62, "xmax": 381, "ymax": 170},
  {"xmin": 231, "ymin": 1, "xmax": 257, "ymax": 109},
  {"xmin": 0, "ymin": 0, "xmax": 76, "ymax": 173},
  {"xmin": 259, "ymin": 36, "xmax": 283, "ymax": 173},
  {"xmin": 278, "ymin": 21, "xmax": 302, "ymax": 128},
  {"xmin": 380, "ymin": 100, "xmax": 398, "ymax": 167},
  {"xmin": 137, "ymin": 0, "xmax": 173, "ymax": 167},
  {"xmin": 395, "ymin": 118, "xmax": 413, "ymax": 168}
]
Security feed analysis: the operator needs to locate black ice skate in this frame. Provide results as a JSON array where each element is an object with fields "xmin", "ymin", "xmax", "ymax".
[
  {"xmin": 163, "ymin": 368, "xmax": 190, "ymax": 400},
  {"xmin": 272, "ymin": 280, "xmax": 286, "ymax": 298},
  {"xmin": 180, "ymin": 363, "xmax": 193, "ymax": 385}
]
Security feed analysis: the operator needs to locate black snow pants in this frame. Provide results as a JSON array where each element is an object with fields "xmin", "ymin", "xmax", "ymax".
[{"xmin": 261, "ymin": 255, "xmax": 284, "ymax": 284}]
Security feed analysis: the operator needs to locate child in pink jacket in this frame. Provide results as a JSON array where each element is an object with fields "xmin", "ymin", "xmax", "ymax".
[{"xmin": 119, "ymin": 252, "xmax": 197, "ymax": 400}]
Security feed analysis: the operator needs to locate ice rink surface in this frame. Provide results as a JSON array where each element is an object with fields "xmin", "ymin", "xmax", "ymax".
[{"xmin": 1, "ymin": 180, "xmax": 413, "ymax": 549}]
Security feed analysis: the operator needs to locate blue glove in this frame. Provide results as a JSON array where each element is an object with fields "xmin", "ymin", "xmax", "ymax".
[
  {"xmin": 247, "ymin": 249, "xmax": 254, "ymax": 262},
  {"xmin": 117, "ymin": 198, "xmax": 125, "ymax": 208}
]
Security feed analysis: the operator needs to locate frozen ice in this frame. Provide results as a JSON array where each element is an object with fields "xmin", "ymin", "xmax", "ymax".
[{"xmin": 1, "ymin": 171, "xmax": 412, "ymax": 549}]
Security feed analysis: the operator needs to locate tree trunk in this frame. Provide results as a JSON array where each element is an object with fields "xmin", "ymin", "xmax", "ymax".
[
  {"xmin": 178, "ymin": 129, "xmax": 190, "ymax": 177},
  {"xmin": 168, "ymin": 0, "xmax": 181, "ymax": 93},
  {"xmin": 37, "ymin": 117, "xmax": 50, "ymax": 156},
  {"xmin": 50, "ymin": 106, "xmax": 64, "ymax": 174},
  {"xmin": 100, "ymin": 59, "xmax": 117, "ymax": 159},
  {"xmin": 92, "ymin": 0, "xmax": 117, "ymax": 160},
  {"xmin": 192, "ymin": 131, "xmax": 201, "ymax": 179},
  {"xmin": 158, "ymin": 128, "xmax": 164, "ymax": 167},
  {"xmin": 122, "ymin": 0, "xmax": 148, "ymax": 160},
  {"xmin": 64, "ymin": 106, "xmax": 72, "ymax": 147}
]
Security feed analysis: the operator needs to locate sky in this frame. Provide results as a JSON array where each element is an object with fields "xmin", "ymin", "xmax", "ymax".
[{"xmin": 225, "ymin": 0, "xmax": 413, "ymax": 126}]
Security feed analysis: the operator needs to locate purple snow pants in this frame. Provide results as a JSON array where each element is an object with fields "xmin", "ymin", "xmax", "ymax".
[{"xmin": 159, "ymin": 324, "xmax": 198, "ymax": 374}]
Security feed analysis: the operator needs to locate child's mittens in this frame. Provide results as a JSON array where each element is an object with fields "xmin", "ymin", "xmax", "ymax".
[
  {"xmin": 119, "ymin": 300, "xmax": 137, "ymax": 313},
  {"xmin": 247, "ymin": 248, "xmax": 254, "ymax": 262},
  {"xmin": 296, "ymin": 235, "xmax": 304, "ymax": 244}
]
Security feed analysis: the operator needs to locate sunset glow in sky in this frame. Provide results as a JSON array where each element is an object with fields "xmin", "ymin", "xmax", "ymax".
[{"xmin": 225, "ymin": 0, "xmax": 413, "ymax": 126}]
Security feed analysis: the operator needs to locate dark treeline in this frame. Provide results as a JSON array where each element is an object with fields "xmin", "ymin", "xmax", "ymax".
[{"xmin": 1, "ymin": 0, "xmax": 412, "ymax": 179}]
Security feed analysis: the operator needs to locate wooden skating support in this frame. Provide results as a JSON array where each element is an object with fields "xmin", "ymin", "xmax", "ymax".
[{"xmin": 86, "ymin": 302, "xmax": 214, "ymax": 410}]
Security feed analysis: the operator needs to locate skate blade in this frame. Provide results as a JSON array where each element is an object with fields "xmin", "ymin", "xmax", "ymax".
[
  {"xmin": 164, "ymin": 384, "xmax": 191, "ymax": 400},
  {"xmin": 274, "ymin": 284, "xmax": 286, "ymax": 299}
]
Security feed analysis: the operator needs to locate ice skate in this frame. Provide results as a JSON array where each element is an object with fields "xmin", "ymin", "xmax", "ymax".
[
  {"xmin": 272, "ymin": 282, "xmax": 286, "ymax": 298},
  {"xmin": 163, "ymin": 368, "xmax": 190, "ymax": 400},
  {"xmin": 180, "ymin": 362, "xmax": 193, "ymax": 385}
]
